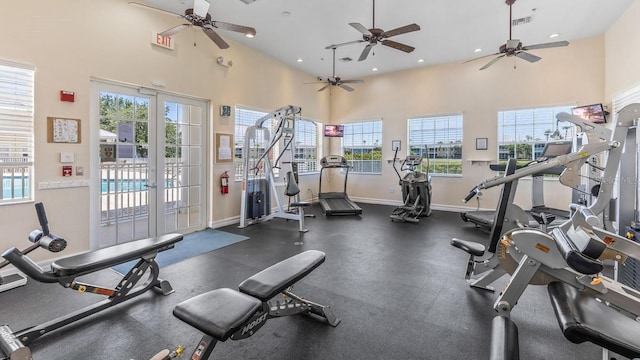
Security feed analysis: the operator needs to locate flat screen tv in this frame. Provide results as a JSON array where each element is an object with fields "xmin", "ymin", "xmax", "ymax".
[
  {"xmin": 324, "ymin": 124, "xmax": 344, "ymax": 137},
  {"xmin": 571, "ymin": 103, "xmax": 606, "ymax": 123}
]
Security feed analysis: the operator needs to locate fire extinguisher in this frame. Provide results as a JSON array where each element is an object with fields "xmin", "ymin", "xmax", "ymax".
[{"xmin": 220, "ymin": 171, "xmax": 229, "ymax": 194}]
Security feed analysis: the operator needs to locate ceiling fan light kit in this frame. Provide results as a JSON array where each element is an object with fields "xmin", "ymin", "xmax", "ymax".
[
  {"xmin": 464, "ymin": 0, "xmax": 569, "ymax": 70},
  {"xmin": 325, "ymin": 0, "xmax": 421, "ymax": 62},
  {"xmin": 130, "ymin": 0, "xmax": 257, "ymax": 51}
]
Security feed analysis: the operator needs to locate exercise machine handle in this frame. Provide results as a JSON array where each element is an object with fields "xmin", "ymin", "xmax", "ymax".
[
  {"xmin": 0, "ymin": 325, "xmax": 31, "ymax": 360},
  {"xmin": 35, "ymin": 202, "xmax": 50, "ymax": 236},
  {"xmin": 463, "ymin": 187, "xmax": 479, "ymax": 203}
]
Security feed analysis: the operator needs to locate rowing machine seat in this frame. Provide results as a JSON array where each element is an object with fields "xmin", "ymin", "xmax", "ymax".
[
  {"xmin": 548, "ymin": 282, "xmax": 640, "ymax": 359},
  {"xmin": 239, "ymin": 250, "xmax": 325, "ymax": 301}
]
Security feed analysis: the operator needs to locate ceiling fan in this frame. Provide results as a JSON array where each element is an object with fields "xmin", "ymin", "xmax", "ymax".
[
  {"xmin": 325, "ymin": 0, "xmax": 420, "ymax": 61},
  {"xmin": 464, "ymin": 0, "xmax": 569, "ymax": 70},
  {"xmin": 306, "ymin": 47, "xmax": 364, "ymax": 92},
  {"xmin": 129, "ymin": 0, "xmax": 256, "ymax": 50}
]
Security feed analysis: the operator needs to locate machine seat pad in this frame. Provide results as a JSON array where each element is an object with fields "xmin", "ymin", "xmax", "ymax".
[
  {"xmin": 450, "ymin": 238, "xmax": 485, "ymax": 257},
  {"xmin": 489, "ymin": 316, "xmax": 519, "ymax": 360},
  {"xmin": 173, "ymin": 288, "xmax": 262, "ymax": 342},
  {"xmin": 51, "ymin": 233, "xmax": 183, "ymax": 277},
  {"xmin": 239, "ymin": 250, "xmax": 325, "ymax": 302},
  {"xmin": 290, "ymin": 201, "xmax": 311, "ymax": 207},
  {"xmin": 548, "ymin": 282, "xmax": 640, "ymax": 359}
]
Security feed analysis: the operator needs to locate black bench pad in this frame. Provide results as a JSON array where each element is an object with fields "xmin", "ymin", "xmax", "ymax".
[
  {"xmin": 450, "ymin": 238, "xmax": 485, "ymax": 257},
  {"xmin": 173, "ymin": 288, "xmax": 262, "ymax": 342},
  {"xmin": 548, "ymin": 282, "xmax": 640, "ymax": 359},
  {"xmin": 51, "ymin": 233, "xmax": 183, "ymax": 277},
  {"xmin": 239, "ymin": 250, "xmax": 325, "ymax": 302}
]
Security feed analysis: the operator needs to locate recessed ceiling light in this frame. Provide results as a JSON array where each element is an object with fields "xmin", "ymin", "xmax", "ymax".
[
  {"xmin": 417, "ymin": 59, "xmax": 424, "ymax": 63},
  {"xmin": 296, "ymin": 58, "xmax": 303, "ymax": 62},
  {"xmin": 372, "ymin": 67, "xmax": 378, "ymax": 72},
  {"xmin": 245, "ymin": 33, "xmax": 254, "ymax": 38},
  {"xmin": 474, "ymin": 48, "xmax": 482, "ymax": 53},
  {"xmin": 549, "ymin": 33, "xmax": 560, "ymax": 38}
]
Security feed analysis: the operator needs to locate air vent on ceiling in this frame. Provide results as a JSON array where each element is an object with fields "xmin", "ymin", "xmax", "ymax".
[
  {"xmin": 512, "ymin": 16, "xmax": 532, "ymax": 26},
  {"xmin": 339, "ymin": 57, "xmax": 353, "ymax": 62}
]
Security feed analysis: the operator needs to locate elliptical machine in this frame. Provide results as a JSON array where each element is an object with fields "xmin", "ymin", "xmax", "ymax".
[{"xmin": 390, "ymin": 148, "xmax": 432, "ymax": 223}]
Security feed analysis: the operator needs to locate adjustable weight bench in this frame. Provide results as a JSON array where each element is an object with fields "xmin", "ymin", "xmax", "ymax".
[
  {"xmin": 0, "ymin": 203, "xmax": 184, "ymax": 359},
  {"xmin": 170, "ymin": 250, "xmax": 340, "ymax": 360}
]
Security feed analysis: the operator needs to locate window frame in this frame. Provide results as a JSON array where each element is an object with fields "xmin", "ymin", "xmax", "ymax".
[
  {"xmin": 0, "ymin": 60, "xmax": 35, "ymax": 205},
  {"xmin": 407, "ymin": 114, "xmax": 463, "ymax": 176},
  {"xmin": 294, "ymin": 118, "xmax": 320, "ymax": 175},
  {"xmin": 342, "ymin": 120, "xmax": 383, "ymax": 174},
  {"xmin": 497, "ymin": 104, "xmax": 575, "ymax": 168}
]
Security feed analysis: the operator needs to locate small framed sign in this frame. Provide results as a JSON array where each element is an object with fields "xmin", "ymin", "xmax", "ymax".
[{"xmin": 476, "ymin": 137, "xmax": 488, "ymax": 150}]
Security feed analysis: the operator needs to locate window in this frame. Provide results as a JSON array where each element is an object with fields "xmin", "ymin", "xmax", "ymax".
[
  {"xmin": 0, "ymin": 60, "xmax": 34, "ymax": 204},
  {"xmin": 234, "ymin": 106, "xmax": 268, "ymax": 180},
  {"xmin": 498, "ymin": 105, "xmax": 574, "ymax": 166},
  {"xmin": 294, "ymin": 118, "xmax": 319, "ymax": 174},
  {"xmin": 408, "ymin": 114, "xmax": 463, "ymax": 175},
  {"xmin": 343, "ymin": 120, "xmax": 382, "ymax": 174}
]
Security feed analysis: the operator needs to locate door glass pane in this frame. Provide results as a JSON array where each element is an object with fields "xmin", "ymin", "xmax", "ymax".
[
  {"xmin": 99, "ymin": 91, "xmax": 151, "ymax": 247},
  {"xmin": 164, "ymin": 100, "xmax": 204, "ymax": 233}
]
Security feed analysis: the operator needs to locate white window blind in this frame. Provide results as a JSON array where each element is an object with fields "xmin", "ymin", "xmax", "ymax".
[
  {"xmin": 408, "ymin": 114, "xmax": 463, "ymax": 175},
  {"xmin": 612, "ymin": 84, "xmax": 640, "ymax": 115},
  {"xmin": 0, "ymin": 60, "xmax": 34, "ymax": 202}
]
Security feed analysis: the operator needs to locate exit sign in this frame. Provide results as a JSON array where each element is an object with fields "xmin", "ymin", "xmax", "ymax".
[{"xmin": 151, "ymin": 32, "xmax": 175, "ymax": 50}]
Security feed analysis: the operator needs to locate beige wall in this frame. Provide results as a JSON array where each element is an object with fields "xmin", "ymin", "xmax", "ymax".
[
  {"xmin": 605, "ymin": 0, "xmax": 640, "ymax": 100},
  {"xmin": 330, "ymin": 36, "xmax": 606, "ymax": 212},
  {"xmin": 0, "ymin": 0, "xmax": 328, "ymax": 261}
]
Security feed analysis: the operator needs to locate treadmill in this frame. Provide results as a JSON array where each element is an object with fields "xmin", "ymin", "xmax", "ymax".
[
  {"xmin": 460, "ymin": 141, "xmax": 573, "ymax": 230},
  {"xmin": 318, "ymin": 155, "xmax": 363, "ymax": 216}
]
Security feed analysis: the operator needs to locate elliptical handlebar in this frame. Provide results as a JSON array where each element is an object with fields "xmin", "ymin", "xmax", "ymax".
[{"xmin": 463, "ymin": 187, "xmax": 479, "ymax": 203}]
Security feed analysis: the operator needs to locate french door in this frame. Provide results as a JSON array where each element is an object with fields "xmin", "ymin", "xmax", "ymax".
[{"xmin": 91, "ymin": 82, "xmax": 207, "ymax": 248}]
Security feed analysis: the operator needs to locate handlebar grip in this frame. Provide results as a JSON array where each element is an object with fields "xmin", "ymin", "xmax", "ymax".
[
  {"xmin": 463, "ymin": 188, "xmax": 478, "ymax": 203},
  {"xmin": 35, "ymin": 202, "xmax": 50, "ymax": 236}
]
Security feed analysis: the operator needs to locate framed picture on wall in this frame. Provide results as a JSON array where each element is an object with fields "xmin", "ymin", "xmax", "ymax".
[
  {"xmin": 215, "ymin": 133, "xmax": 234, "ymax": 163},
  {"xmin": 476, "ymin": 137, "xmax": 488, "ymax": 150}
]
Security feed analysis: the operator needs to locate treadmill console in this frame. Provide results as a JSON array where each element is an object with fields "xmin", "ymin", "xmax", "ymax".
[{"xmin": 321, "ymin": 155, "xmax": 348, "ymax": 168}]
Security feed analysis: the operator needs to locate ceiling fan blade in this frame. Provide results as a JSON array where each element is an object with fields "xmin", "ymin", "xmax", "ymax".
[
  {"xmin": 325, "ymin": 40, "xmax": 365, "ymax": 49},
  {"xmin": 211, "ymin": 21, "xmax": 256, "ymax": 37},
  {"xmin": 381, "ymin": 40, "xmax": 415, "ymax": 53},
  {"xmin": 479, "ymin": 54, "xmax": 506, "ymax": 70},
  {"xmin": 340, "ymin": 79, "xmax": 365, "ymax": 84},
  {"xmin": 128, "ymin": 2, "xmax": 181, "ymax": 17},
  {"xmin": 193, "ymin": 0, "xmax": 211, "ymax": 18},
  {"xmin": 338, "ymin": 84, "xmax": 355, "ymax": 92},
  {"xmin": 506, "ymin": 39, "xmax": 521, "ymax": 50},
  {"xmin": 160, "ymin": 24, "xmax": 192, "ymax": 37},
  {"xmin": 358, "ymin": 43, "xmax": 375, "ymax": 61},
  {"xmin": 522, "ymin": 40, "xmax": 570, "ymax": 50},
  {"xmin": 202, "ymin": 27, "xmax": 230, "ymax": 49},
  {"xmin": 349, "ymin": 22, "xmax": 372, "ymax": 36},
  {"xmin": 515, "ymin": 51, "xmax": 541, "ymax": 63},
  {"xmin": 382, "ymin": 23, "xmax": 420, "ymax": 38},
  {"xmin": 462, "ymin": 52, "xmax": 502, "ymax": 64},
  {"xmin": 318, "ymin": 83, "xmax": 331, "ymax": 92}
]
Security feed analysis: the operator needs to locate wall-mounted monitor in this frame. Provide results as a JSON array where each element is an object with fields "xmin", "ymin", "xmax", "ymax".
[
  {"xmin": 571, "ymin": 103, "xmax": 606, "ymax": 123},
  {"xmin": 324, "ymin": 124, "xmax": 344, "ymax": 137}
]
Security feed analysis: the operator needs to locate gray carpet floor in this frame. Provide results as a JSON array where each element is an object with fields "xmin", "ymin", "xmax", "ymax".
[{"xmin": 0, "ymin": 204, "xmax": 607, "ymax": 359}]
